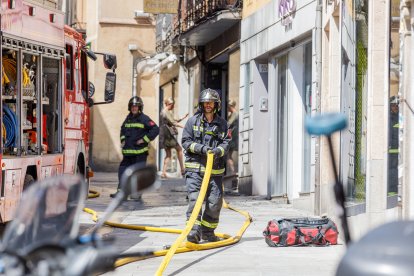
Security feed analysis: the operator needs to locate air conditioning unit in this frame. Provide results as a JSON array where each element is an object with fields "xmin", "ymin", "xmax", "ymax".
[{"xmin": 134, "ymin": 10, "xmax": 150, "ymax": 19}]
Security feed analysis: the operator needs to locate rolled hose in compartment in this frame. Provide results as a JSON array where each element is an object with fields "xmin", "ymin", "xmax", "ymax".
[{"xmin": 3, "ymin": 105, "xmax": 17, "ymax": 147}]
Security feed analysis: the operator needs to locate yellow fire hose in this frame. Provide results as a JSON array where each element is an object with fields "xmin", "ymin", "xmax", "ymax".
[
  {"xmin": 156, "ymin": 152, "xmax": 213, "ymax": 275},
  {"xmin": 84, "ymin": 152, "xmax": 252, "ymax": 275},
  {"xmin": 88, "ymin": 189, "xmax": 100, "ymax": 199}
]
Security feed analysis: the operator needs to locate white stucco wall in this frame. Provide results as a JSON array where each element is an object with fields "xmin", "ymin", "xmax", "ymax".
[{"xmin": 240, "ymin": 0, "xmax": 317, "ymax": 196}]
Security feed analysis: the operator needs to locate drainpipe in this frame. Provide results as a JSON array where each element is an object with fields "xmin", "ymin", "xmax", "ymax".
[
  {"xmin": 314, "ymin": 0, "xmax": 323, "ymax": 215},
  {"xmin": 133, "ymin": 53, "xmax": 172, "ymax": 96},
  {"xmin": 136, "ymin": 54, "xmax": 177, "ymax": 78},
  {"xmin": 149, "ymin": 54, "xmax": 178, "ymax": 74},
  {"xmin": 132, "ymin": 57, "xmax": 140, "ymax": 97}
]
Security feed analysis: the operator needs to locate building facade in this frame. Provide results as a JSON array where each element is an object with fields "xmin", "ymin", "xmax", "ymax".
[
  {"xmin": 400, "ymin": 0, "xmax": 414, "ymax": 219},
  {"xmin": 241, "ymin": 0, "xmax": 401, "ymax": 239},
  {"xmin": 164, "ymin": 0, "xmax": 243, "ymax": 185},
  {"xmin": 240, "ymin": 0, "xmax": 317, "ymax": 203},
  {"xmin": 72, "ymin": 0, "xmax": 413, "ymax": 238},
  {"xmin": 84, "ymin": 0, "xmax": 158, "ymax": 171}
]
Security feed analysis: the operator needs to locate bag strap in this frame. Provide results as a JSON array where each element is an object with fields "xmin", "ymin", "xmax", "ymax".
[
  {"xmin": 293, "ymin": 226, "xmax": 331, "ymax": 247},
  {"xmin": 284, "ymin": 217, "xmax": 330, "ymax": 226},
  {"xmin": 294, "ymin": 227, "xmax": 305, "ymax": 245}
]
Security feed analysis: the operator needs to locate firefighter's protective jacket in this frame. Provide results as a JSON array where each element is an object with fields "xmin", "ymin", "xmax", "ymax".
[
  {"xmin": 182, "ymin": 112, "xmax": 230, "ymax": 175},
  {"xmin": 120, "ymin": 113, "xmax": 159, "ymax": 156}
]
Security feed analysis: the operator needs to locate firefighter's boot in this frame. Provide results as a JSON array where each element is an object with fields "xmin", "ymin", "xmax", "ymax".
[
  {"xmin": 110, "ymin": 188, "xmax": 121, "ymax": 198},
  {"xmin": 129, "ymin": 193, "xmax": 142, "ymax": 201},
  {"xmin": 201, "ymin": 226, "xmax": 219, "ymax": 242},
  {"xmin": 187, "ymin": 226, "xmax": 201, "ymax": 244}
]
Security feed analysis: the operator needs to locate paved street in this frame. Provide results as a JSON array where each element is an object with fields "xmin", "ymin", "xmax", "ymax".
[{"xmin": 80, "ymin": 172, "xmax": 345, "ymax": 276}]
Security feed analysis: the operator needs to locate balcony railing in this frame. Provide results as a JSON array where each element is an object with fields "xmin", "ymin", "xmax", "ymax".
[
  {"xmin": 174, "ymin": 0, "xmax": 241, "ymax": 36},
  {"xmin": 26, "ymin": 0, "xmax": 60, "ymax": 10}
]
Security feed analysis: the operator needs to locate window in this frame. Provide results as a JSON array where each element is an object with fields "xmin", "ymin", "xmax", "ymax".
[
  {"xmin": 387, "ymin": 0, "xmax": 400, "ymax": 208},
  {"xmin": 80, "ymin": 50, "xmax": 88, "ymax": 97},
  {"xmin": 243, "ymin": 63, "xmax": 250, "ymax": 114},
  {"xmin": 340, "ymin": 0, "xmax": 368, "ymax": 212},
  {"xmin": 65, "ymin": 44, "xmax": 73, "ymax": 90}
]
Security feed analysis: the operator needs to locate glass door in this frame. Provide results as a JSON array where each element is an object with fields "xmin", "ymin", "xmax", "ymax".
[
  {"xmin": 273, "ymin": 55, "xmax": 288, "ymax": 196},
  {"xmin": 302, "ymin": 43, "xmax": 312, "ymax": 193}
]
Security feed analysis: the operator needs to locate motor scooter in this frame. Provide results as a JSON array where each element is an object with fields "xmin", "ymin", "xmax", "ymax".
[
  {"xmin": 305, "ymin": 113, "xmax": 414, "ymax": 276},
  {"xmin": 0, "ymin": 163, "xmax": 159, "ymax": 276}
]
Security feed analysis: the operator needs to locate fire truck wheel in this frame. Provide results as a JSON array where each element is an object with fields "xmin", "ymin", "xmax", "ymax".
[{"xmin": 23, "ymin": 174, "xmax": 35, "ymax": 190}]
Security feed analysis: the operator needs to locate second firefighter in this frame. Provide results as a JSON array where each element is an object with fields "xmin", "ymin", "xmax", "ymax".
[{"xmin": 110, "ymin": 96, "xmax": 159, "ymax": 198}]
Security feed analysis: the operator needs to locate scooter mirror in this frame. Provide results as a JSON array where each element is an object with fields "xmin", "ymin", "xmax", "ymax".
[
  {"xmin": 120, "ymin": 164, "xmax": 159, "ymax": 198},
  {"xmin": 305, "ymin": 113, "xmax": 347, "ymax": 136}
]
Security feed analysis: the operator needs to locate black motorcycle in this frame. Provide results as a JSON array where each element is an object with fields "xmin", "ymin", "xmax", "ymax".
[{"xmin": 0, "ymin": 163, "xmax": 159, "ymax": 276}]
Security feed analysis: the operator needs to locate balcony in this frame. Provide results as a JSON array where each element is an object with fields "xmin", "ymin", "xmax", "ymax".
[
  {"xmin": 27, "ymin": 0, "xmax": 60, "ymax": 10},
  {"xmin": 173, "ymin": 0, "xmax": 242, "ymax": 46}
]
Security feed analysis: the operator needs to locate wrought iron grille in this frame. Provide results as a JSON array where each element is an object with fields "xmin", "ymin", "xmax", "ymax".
[{"xmin": 174, "ymin": 0, "xmax": 241, "ymax": 36}]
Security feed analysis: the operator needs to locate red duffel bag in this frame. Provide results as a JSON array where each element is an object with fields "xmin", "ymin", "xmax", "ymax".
[{"xmin": 263, "ymin": 217, "xmax": 339, "ymax": 247}]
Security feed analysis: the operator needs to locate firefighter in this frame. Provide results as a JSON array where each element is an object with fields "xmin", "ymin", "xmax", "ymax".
[
  {"xmin": 110, "ymin": 96, "xmax": 159, "ymax": 198},
  {"xmin": 182, "ymin": 88, "xmax": 230, "ymax": 243}
]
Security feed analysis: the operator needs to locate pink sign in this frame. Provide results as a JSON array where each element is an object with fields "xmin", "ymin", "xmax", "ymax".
[{"xmin": 278, "ymin": 0, "xmax": 296, "ymax": 26}]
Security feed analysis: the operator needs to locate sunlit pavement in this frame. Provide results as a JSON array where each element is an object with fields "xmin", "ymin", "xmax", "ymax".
[{"xmin": 82, "ymin": 172, "xmax": 345, "ymax": 276}]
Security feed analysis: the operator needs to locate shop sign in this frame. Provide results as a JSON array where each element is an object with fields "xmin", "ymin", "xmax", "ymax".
[
  {"xmin": 144, "ymin": 0, "xmax": 178, "ymax": 14},
  {"xmin": 278, "ymin": 0, "xmax": 296, "ymax": 26},
  {"xmin": 391, "ymin": 0, "xmax": 400, "ymax": 18}
]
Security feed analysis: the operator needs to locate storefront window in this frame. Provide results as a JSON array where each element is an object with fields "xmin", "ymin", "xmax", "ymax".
[
  {"xmin": 387, "ymin": 0, "xmax": 400, "ymax": 207},
  {"xmin": 340, "ymin": 0, "xmax": 368, "ymax": 209}
]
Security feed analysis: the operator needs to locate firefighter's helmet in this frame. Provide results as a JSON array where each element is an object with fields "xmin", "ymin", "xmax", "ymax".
[
  {"xmin": 128, "ymin": 96, "xmax": 144, "ymax": 112},
  {"xmin": 198, "ymin": 88, "xmax": 221, "ymax": 113}
]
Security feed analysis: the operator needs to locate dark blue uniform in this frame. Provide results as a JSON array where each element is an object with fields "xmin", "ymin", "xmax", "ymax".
[
  {"xmin": 182, "ymin": 112, "xmax": 230, "ymax": 232},
  {"xmin": 118, "ymin": 112, "xmax": 159, "ymax": 184}
]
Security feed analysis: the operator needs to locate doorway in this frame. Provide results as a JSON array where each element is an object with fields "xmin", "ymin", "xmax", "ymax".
[
  {"xmin": 271, "ymin": 42, "xmax": 313, "ymax": 198},
  {"xmin": 274, "ymin": 54, "xmax": 288, "ymax": 196}
]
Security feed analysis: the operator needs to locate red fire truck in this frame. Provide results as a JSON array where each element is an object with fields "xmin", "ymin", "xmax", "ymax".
[{"xmin": 0, "ymin": 0, "xmax": 116, "ymax": 222}]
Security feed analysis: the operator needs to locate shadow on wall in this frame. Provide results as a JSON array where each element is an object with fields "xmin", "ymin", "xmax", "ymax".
[{"xmin": 90, "ymin": 108, "xmax": 158, "ymax": 172}]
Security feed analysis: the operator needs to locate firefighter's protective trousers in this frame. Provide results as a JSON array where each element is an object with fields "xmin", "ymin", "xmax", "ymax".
[{"xmin": 186, "ymin": 172, "xmax": 223, "ymax": 230}]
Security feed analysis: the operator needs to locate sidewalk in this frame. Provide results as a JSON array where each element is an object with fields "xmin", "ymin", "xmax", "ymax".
[{"xmin": 82, "ymin": 172, "xmax": 345, "ymax": 276}]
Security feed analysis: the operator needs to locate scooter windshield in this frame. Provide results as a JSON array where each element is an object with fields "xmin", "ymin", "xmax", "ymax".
[{"xmin": 0, "ymin": 175, "xmax": 87, "ymax": 255}]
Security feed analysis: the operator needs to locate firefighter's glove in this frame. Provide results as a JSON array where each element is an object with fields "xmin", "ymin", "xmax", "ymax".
[
  {"xmin": 201, "ymin": 146, "xmax": 212, "ymax": 155},
  {"xmin": 210, "ymin": 147, "xmax": 222, "ymax": 157},
  {"xmin": 136, "ymin": 139, "xmax": 145, "ymax": 145}
]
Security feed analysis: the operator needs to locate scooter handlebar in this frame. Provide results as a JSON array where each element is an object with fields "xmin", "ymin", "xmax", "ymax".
[{"xmin": 65, "ymin": 246, "xmax": 119, "ymax": 275}]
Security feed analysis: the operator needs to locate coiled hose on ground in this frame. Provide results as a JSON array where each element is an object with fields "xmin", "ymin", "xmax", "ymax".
[{"xmin": 85, "ymin": 153, "xmax": 252, "ymax": 275}]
